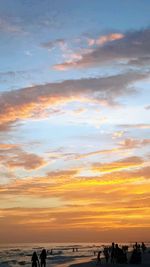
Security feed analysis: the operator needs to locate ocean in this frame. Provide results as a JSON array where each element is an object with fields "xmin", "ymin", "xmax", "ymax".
[{"xmin": 0, "ymin": 242, "xmax": 149, "ymax": 267}]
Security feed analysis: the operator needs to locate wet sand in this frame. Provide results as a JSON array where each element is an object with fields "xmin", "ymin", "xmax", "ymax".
[{"xmin": 69, "ymin": 249, "xmax": 150, "ymax": 267}]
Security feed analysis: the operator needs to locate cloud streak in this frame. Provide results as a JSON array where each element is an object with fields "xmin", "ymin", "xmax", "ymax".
[
  {"xmin": 92, "ymin": 156, "xmax": 143, "ymax": 173},
  {"xmin": 41, "ymin": 38, "xmax": 65, "ymax": 50},
  {"xmin": 0, "ymin": 72, "xmax": 147, "ymax": 131},
  {"xmin": 87, "ymin": 33, "xmax": 124, "ymax": 46},
  {"xmin": 53, "ymin": 28, "xmax": 150, "ymax": 70}
]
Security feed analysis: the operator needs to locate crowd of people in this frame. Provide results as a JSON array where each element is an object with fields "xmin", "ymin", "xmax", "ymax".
[
  {"xmin": 97, "ymin": 242, "xmax": 147, "ymax": 264},
  {"xmin": 130, "ymin": 242, "xmax": 146, "ymax": 264},
  {"xmin": 96, "ymin": 242, "xmax": 128, "ymax": 264},
  {"xmin": 31, "ymin": 242, "xmax": 147, "ymax": 266}
]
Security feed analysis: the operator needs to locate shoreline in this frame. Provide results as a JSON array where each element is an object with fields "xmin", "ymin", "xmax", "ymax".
[
  {"xmin": 0, "ymin": 243, "xmax": 149, "ymax": 267},
  {"xmin": 69, "ymin": 248, "xmax": 150, "ymax": 267}
]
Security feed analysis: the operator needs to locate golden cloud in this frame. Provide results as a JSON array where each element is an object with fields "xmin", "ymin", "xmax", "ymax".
[{"xmin": 92, "ymin": 156, "xmax": 143, "ymax": 173}]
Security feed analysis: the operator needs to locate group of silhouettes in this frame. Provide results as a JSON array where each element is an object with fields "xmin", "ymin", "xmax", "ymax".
[
  {"xmin": 97, "ymin": 242, "xmax": 128, "ymax": 264},
  {"xmin": 97, "ymin": 242, "xmax": 147, "ymax": 264},
  {"xmin": 31, "ymin": 242, "xmax": 147, "ymax": 266},
  {"xmin": 31, "ymin": 249, "xmax": 47, "ymax": 267},
  {"xmin": 130, "ymin": 242, "xmax": 146, "ymax": 264}
]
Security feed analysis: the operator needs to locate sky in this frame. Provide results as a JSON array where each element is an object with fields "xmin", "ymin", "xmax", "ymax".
[{"xmin": 0, "ymin": 0, "xmax": 150, "ymax": 243}]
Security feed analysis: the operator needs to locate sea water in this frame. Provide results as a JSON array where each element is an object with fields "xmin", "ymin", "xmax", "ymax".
[{"xmin": 0, "ymin": 242, "xmax": 149, "ymax": 267}]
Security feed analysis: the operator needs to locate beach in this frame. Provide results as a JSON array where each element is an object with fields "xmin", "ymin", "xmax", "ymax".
[
  {"xmin": 0, "ymin": 243, "xmax": 150, "ymax": 267},
  {"xmin": 69, "ymin": 247, "xmax": 150, "ymax": 267}
]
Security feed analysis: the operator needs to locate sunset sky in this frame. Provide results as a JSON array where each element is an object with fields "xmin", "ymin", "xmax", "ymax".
[{"xmin": 0, "ymin": 0, "xmax": 150, "ymax": 243}]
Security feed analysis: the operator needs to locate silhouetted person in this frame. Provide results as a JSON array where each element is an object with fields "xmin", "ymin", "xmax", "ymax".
[
  {"xmin": 133, "ymin": 242, "xmax": 138, "ymax": 249},
  {"xmin": 115, "ymin": 244, "xmax": 127, "ymax": 264},
  {"xmin": 111, "ymin": 242, "xmax": 115, "ymax": 263},
  {"xmin": 130, "ymin": 247, "xmax": 142, "ymax": 264},
  {"xmin": 104, "ymin": 247, "xmax": 109, "ymax": 263},
  {"xmin": 97, "ymin": 251, "xmax": 101, "ymax": 264},
  {"xmin": 122, "ymin": 245, "xmax": 128, "ymax": 253},
  {"xmin": 31, "ymin": 252, "xmax": 39, "ymax": 267},
  {"xmin": 40, "ymin": 249, "xmax": 47, "ymax": 267},
  {"xmin": 141, "ymin": 242, "xmax": 146, "ymax": 253}
]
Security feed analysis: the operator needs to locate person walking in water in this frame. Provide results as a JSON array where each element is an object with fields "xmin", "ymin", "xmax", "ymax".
[
  {"xmin": 31, "ymin": 252, "xmax": 39, "ymax": 267},
  {"xmin": 40, "ymin": 249, "xmax": 47, "ymax": 267}
]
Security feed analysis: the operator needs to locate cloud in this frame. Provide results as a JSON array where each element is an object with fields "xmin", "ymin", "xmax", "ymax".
[
  {"xmin": 87, "ymin": 33, "xmax": 124, "ymax": 46},
  {"xmin": 112, "ymin": 131, "xmax": 125, "ymax": 139},
  {"xmin": 41, "ymin": 39, "xmax": 65, "ymax": 50},
  {"xmin": 0, "ymin": 121, "xmax": 17, "ymax": 132},
  {"xmin": 65, "ymin": 138, "xmax": 150, "ymax": 161},
  {"xmin": 92, "ymin": 156, "xmax": 143, "ymax": 173},
  {"xmin": 0, "ymin": 18, "xmax": 23, "ymax": 34},
  {"xmin": 53, "ymin": 28, "xmax": 150, "ymax": 70},
  {"xmin": 0, "ymin": 145, "xmax": 46, "ymax": 171},
  {"xmin": 0, "ymin": 158, "xmax": 148, "ymax": 200},
  {"xmin": 47, "ymin": 169, "xmax": 79, "ymax": 177},
  {"xmin": 0, "ymin": 72, "xmax": 147, "ymax": 131},
  {"xmin": 0, "ymin": 161, "xmax": 149, "ymax": 243},
  {"xmin": 0, "ymin": 71, "xmax": 17, "ymax": 79},
  {"xmin": 74, "ymin": 147, "xmax": 122, "ymax": 160},
  {"xmin": 0, "ymin": 207, "xmax": 149, "ymax": 243},
  {"xmin": 119, "ymin": 138, "xmax": 150, "ymax": 149},
  {"xmin": 6, "ymin": 153, "xmax": 46, "ymax": 170},
  {"xmin": 0, "ymin": 143, "xmax": 18, "ymax": 149},
  {"xmin": 131, "ymin": 166, "xmax": 150, "ymax": 180},
  {"xmin": 0, "ymin": 164, "xmax": 149, "ymax": 230},
  {"xmin": 119, "ymin": 124, "xmax": 150, "ymax": 129},
  {"xmin": 53, "ymin": 64, "xmax": 69, "ymax": 71},
  {"xmin": 145, "ymin": 105, "xmax": 150, "ymax": 110}
]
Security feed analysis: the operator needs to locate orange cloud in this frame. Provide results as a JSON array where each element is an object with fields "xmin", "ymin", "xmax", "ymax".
[
  {"xmin": 97, "ymin": 33, "xmax": 124, "ymax": 45},
  {"xmin": 6, "ymin": 153, "xmax": 46, "ymax": 170},
  {"xmin": 0, "ymin": 157, "xmax": 149, "ymax": 243},
  {"xmin": 53, "ymin": 64, "xmax": 69, "ymax": 71},
  {"xmin": 119, "ymin": 138, "xmax": 150, "ymax": 149},
  {"xmin": 0, "ymin": 145, "xmax": 47, "ymax": 171},
  {"xmin": 0, "ymin": 167, "xmax": 149, "ymax": 242},
  {"xmin": 92, "ymin": 156, "xmax": 143, "ymax": 173},
  {"xmin": 88, "ymin": 33, "xmax": 124, "ymax": 47},
  {"xmin": 0, "ymin": 143, "xmax": 18, "ymax": 149}
]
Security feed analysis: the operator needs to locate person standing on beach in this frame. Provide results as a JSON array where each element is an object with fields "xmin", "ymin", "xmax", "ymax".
[
  {"xmin": 103, "ymin": 247, "xmax": 109, "ymax": 263},
  {"xmin": 40, "ymin": 249, "xmax": 47, "ymax": 267},
  {"xmin": 31, "ymin": 251, "xmax": 39, "ymax": 267},
  {"xmin": 141, "ymin": 242, "xmax": 146, "ymax": 253},
  {"xmin": 130, "ymin": 246, "xmax": 142, "ymax": 264},
  {"xmin": 110, "ymin": 242, "xmax": 116, "ymax": 263},
  {"xmin": 96, "ymin": 250, "xmax": 101, "ymax": 265}
]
